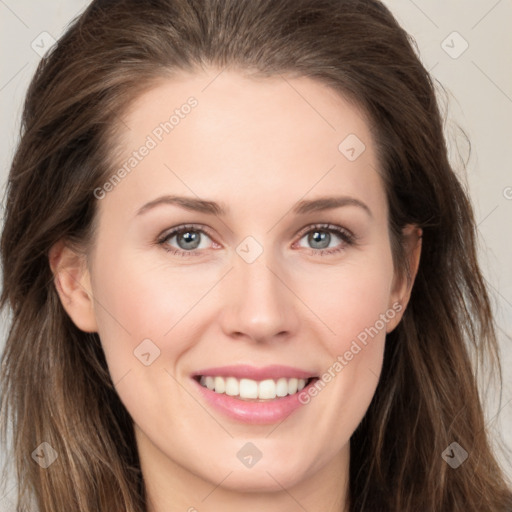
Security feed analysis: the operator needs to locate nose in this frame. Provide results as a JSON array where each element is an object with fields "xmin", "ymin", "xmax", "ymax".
[{"xmin": 218, "ymin": 248, "xmax": 300, "ymax": 344}]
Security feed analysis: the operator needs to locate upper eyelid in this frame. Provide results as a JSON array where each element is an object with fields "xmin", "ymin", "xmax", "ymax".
[
  {"xmin": 159, "ymin": 223, "xmax": 354, "ymax": 246},
  {"xmin": 159, "ymin": 223, "xmax": 215, "ymax": 242},
  {"xmin": 295, "ymin": 223, "xmax": 353, "ymax": 238}
]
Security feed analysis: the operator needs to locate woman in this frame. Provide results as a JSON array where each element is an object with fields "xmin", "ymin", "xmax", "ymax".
[{"xmin": 1, "ymin": 0, "xmax": 511, "ymax": 510}]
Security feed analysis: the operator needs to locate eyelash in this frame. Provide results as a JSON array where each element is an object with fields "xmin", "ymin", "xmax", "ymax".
[{"xmin": 157, "ymin": 223, "xmax": 357, "ymax": 258}]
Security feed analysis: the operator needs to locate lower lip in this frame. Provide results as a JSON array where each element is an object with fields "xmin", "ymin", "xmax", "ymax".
[{"xmin": 191, "ymin": 377, "xmax": 316, "ymax": 425}]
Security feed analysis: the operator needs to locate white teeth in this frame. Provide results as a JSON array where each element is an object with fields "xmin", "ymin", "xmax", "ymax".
[
  {"xmin": 239, "ymin": 378, "xmax": 258, "ymax": 399},
  {"xmin": 198, "ymin": 375, "xmax": 310, "ymax": 399},
  {"xmin": 276, "ymin": 377, "xmax": 289, "ymax": 397},
  {"xmin": 205, "ymin": 376, "xmax": 215, "ymax": 390},
  {"xmin": 225, "ymin": 377, "xmax": 239, "ymax": 396},
  {"xmin": 258, "ymin": 379, "xmax": 277, "ymax": 399},
  {"xmin": 214, "ymin": 376, "xmax": 225, "ymax": 393}
]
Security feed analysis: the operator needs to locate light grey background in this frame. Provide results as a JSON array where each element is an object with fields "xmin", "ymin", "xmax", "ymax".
[{"xmin": 1, "ymin": 0, "xmax": 511, "ymax": 508}]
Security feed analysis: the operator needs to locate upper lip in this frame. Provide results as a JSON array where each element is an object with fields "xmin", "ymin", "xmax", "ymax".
[{"xmin": 192, "ymin": 365, "xmax": 317, "ymax": 381}]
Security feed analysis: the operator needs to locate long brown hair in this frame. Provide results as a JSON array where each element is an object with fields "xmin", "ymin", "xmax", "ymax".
[{"xmin": 1, "ymin": 1, "xmax": 511, "ymax": 510}]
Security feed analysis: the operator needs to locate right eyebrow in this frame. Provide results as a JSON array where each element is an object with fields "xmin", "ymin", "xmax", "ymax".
[{"xmin": 135, "ymin": 195, "xmax": 229, "ymax": 218}]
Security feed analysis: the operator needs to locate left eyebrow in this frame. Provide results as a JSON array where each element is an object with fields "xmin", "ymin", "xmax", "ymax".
[{"xmin": 292, "ymin": 196, "xmax": 373, "ymax": 218}]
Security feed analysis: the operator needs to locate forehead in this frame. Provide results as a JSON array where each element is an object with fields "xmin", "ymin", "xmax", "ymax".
[{"xmin": 100, "ymin": 70, "xmax": 386, "ymax": 220}]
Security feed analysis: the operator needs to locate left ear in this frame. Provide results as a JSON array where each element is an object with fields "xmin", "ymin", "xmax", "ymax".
[{"xmin": 386, "ymin": 224, "xmax": 422, "ymax": 333}]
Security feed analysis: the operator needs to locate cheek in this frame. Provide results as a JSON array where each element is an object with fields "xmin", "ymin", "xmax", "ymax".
[
  {"xmin": 311, "ymin": 250, "xmax": 395, "ymax": 354},
  {"xmin": 298, "ymin": 251, "xmax": 394, "ymax": 434},
  {"xmin": 89, "ymin": 246, "xmax": 223, "ymax": 380}
]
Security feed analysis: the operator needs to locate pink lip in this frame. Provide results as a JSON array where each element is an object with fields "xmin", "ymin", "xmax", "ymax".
[
  {"xmin": 191, "ymin": 364, "xmax": 317, "ymax": 381},
  {"xmin": 191, "ymin": 376, "xmax": 317, "ymax": 425},
  {"xmin": 190, "ymin": 365, "xmax": 319, "ymax": 425}
]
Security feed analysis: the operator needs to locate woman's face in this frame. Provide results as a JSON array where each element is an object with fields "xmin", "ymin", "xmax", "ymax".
[{"xmin": 56, "ymin": 70, "xmax": 418, "ymax": 505}]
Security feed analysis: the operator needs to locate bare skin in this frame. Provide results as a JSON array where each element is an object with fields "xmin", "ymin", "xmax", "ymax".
[{"xmin": 50, "ymin": 69, "xmax": 421, "ymax": 512}]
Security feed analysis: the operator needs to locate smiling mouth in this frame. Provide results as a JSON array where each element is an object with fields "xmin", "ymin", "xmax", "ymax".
[{"xmin": 193, "ymin": 375, "xmax": 319, "ymax": 401}]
